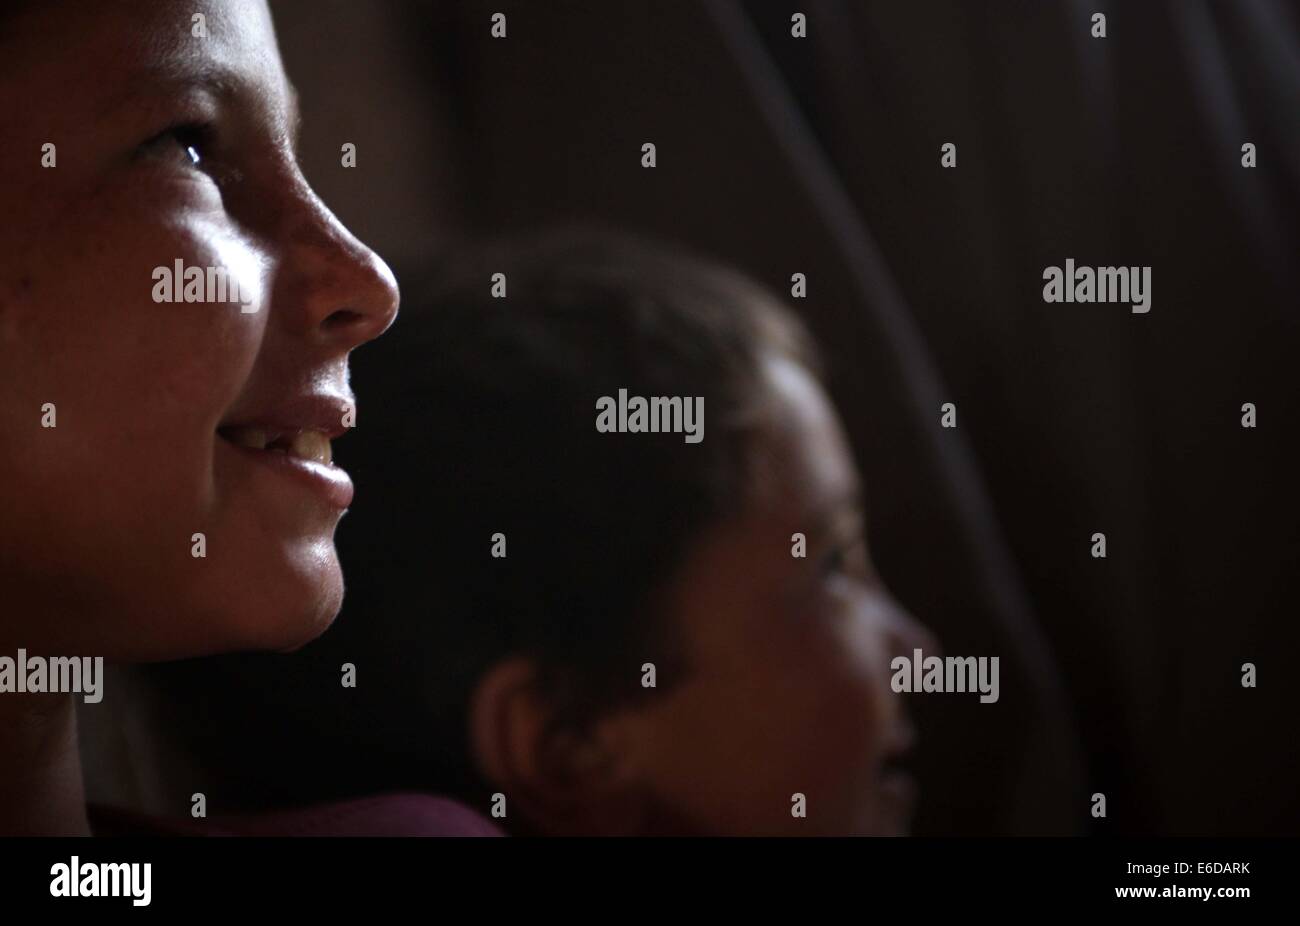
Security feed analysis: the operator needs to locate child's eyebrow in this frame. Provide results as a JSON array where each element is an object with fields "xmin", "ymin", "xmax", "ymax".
[
  {"xmin": 104, "ymin": 63, "xmax": 240, "ymax": 112},
  {"xmin": 803, "ymin": 488, "xmax": 866, "ymax": 542},
  {"xmin": 105, "ymin": 63, "xmax": 302, "ymax": 151}
]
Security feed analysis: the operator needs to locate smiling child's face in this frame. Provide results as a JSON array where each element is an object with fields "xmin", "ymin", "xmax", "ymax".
[
  {"xmin": 614, "ymin": 355, "xmax": 932, "ymax": 835},
  {"xmin": 0, "ymin": 0, "xmax": 399, "ymax": 659}
]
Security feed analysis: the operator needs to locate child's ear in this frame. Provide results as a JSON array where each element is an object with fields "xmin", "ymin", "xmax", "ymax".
[{"xmin": 468, "ymin": 657, "xmax": 650, "ymax": 835}]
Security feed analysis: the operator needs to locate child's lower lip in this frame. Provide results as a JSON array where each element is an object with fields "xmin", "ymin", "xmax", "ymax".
[
  {"xmin": 881, "ymin": 770, "xmax": 917, "ymax": 808},
  {"xmin": 220, "ymin": 437, "xmax": 354, "ymax": 509}
]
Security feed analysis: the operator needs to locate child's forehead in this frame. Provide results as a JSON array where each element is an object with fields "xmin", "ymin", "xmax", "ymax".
[
  {"xmin": 744, "ymin": 354, "xmax": 863, "ymax": 513},
  {"xmin": 2, "ymin": 0, "xmax": 279, "ymax": 95},
  {"xmin": 0, "ymin": 1, "xmax": 293, "ymax": 156}
]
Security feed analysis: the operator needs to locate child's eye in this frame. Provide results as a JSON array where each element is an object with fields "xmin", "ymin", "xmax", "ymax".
[
  {"xmin": 820, "ymin": 541, "xmax": 857, "ymax": 575},
  {"xmin": 819, "ymin": 536, "xmax": 874, "ymax": 583},
  {"xmin": 137, "ymin": 122, "xmax": 215, "ymax": 171}
]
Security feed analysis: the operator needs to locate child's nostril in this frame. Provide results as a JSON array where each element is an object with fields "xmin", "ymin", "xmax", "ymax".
[{"xmin": 324, "ymin": 308, "xmax": 365, "ymax": 330}]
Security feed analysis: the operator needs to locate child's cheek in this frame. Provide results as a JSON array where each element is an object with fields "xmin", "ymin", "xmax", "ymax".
[
  {"xmin": 140, "ymin": 218, "xmax": 270, "ymax": 407},
  {"xmin": 830, "ymin": 591, "xmax": 900, "ymax": 724}
]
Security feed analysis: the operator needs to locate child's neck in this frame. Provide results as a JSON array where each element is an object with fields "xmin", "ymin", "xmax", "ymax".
[{"xmin": 0, "ymin": 690, "xmax": 89, "ymax": 835}]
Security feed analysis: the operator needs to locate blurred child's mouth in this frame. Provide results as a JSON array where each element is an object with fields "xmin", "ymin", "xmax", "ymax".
[
  {"xmin": 880, "ymin": 765, "xmax": 918, "ymax": 818},
  {"xmin": 881, "ymin": 755, "xmax": 914, "ymax": 786},
  {"xmin": 880, "ymin": 724, "xmax": 918, "ymax": 805}
]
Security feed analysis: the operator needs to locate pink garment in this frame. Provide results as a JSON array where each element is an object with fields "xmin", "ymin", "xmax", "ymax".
[{"xmin": 89, "ymin": 792, "xmax": 503, "ymax": 837}]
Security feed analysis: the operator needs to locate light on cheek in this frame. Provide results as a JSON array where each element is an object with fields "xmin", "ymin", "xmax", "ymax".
[
  {"xmin": 217, "ymin": 239, "xmax": 268, "ymax": 315},
  {"xmin": 844, "ymin": 595, "xmax": 894, "ymax": 669},
  {"xmin": 151, "ymin": 221, "xmax": 269, "ymax": 315}
]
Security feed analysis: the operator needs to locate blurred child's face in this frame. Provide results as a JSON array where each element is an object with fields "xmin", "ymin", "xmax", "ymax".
[
  {"xmin": 0, "ymin": 1, "xmax": 398, "ymax": 658},
  {"xmin": 619, "ymin": 354, "xmax": 930, "ymax": 835}
]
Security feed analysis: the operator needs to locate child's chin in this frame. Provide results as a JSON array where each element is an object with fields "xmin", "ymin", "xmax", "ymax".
[
  {"xmin": 265, "ymin": 593, "xmax": 343, "ymax": 654},
  {"xmin": 219, "ymin": 575, "xmax": 344, "ymax": 656},
  {"xmin": 871, "ymin": 803, "xmax": 914, "ymax": 837}
]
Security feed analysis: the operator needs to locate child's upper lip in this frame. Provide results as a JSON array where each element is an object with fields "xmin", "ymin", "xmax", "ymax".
[
  {"xmin": 218, "ymin": 391, "xmax": 354, "ymax": 441},
  {"xmin": 885, "ymin": 721, "xmax": 917, "ymax": 760}
]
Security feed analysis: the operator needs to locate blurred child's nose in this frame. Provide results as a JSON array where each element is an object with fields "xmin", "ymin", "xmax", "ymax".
[{"xmin": 884, "ymin": 598, "xmax": 939, "ymax": 660}]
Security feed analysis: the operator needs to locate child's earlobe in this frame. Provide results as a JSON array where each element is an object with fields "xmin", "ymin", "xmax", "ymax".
[
  {"xmin": 468, "ymin": 658, "xmax": 651, "ymax": 834},
  {"xmin": 467, "ymin": 657, "xmax": 550, "ymax": 800}
]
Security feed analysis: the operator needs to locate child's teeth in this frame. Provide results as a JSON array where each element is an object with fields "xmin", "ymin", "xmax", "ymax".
[
  {"xmin": 288, "ymin": 431, "xmax": 332, "ymax": 465},
  {"xmin": 229, "ymin": 426, "xmax": 269, "ymax": 450}
]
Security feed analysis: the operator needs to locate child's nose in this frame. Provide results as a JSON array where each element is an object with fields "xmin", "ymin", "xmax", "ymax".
[
  {"xmin": 271, "ymin": 187, "xmax": 400, "ymax": 352},
  {"xmin": 884, "ymin": 601, "xmax": 939, "ymax": 660}
]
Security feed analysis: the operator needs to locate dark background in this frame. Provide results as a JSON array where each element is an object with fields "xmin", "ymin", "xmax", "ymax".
[{"xmin": 88, "ymin": 1, "xmax": 1299, "ymax": 836}]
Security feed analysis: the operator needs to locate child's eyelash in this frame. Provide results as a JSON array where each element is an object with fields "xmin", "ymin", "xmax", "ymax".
[
  {"xmin": 139, "ymin": 122, "xmax": 241, "ymax": 186},
  {"xmin": 140, "ymin": 121, "xmax": 211, "ymax": 158},
  {"xmin": 821, "ymin": 545, "xmax": 847, "ymax": 573},
  {"xmin": 819, "ymin": 535, "xmax": 874, "ymax": 583}
]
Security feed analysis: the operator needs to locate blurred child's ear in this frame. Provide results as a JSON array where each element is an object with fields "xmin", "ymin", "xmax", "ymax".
[{"xmin": 468, "ymin": 657, "xmax": 650, "ymax": 835}]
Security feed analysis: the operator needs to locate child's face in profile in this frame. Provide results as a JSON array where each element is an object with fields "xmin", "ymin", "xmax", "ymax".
[
  {"xmin": 614, "ymin": 355, "xmax": 930, "ymax": 835},
  {"xmin": 0, "ymin": 1, "xmax": 398, "ymax": 658}
]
